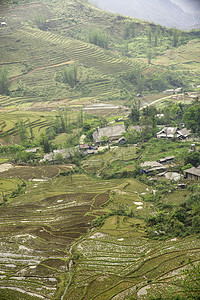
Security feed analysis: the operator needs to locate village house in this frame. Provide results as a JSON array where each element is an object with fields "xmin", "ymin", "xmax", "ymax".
[
  {"xmin": 25, "ymin": 147, "xmax": 41, "ymax": 153},
  {"xmin": 184, "ymin": 165, "xmax": 200, "ymax": 182},
  {"xmin": 79, "ymin": 144, "xmax": 90, "ymax": 150},
  {"xmin": 92, "ymin": 124, "xmax": 126, "ymax": 144},
  {"xmin": 40, "ymin": 148, "xmax": 76, "ymax": 164},
  {"xmin": 0, "ymin": 22, "xmax": 7, "ymax": 27},
  {"xmin": 157, "ymin": 127, "xmax": 190, "ymax": 139},
  {"xmin": 158, "ymin": 156, "xmax": 174, "ymax": 164},
  {"xmin": 140, "ymin": 161, "xmax": 166, "ymax": 175},
  {"xmin": 163, "ymin": 89, "xmax": 174, "ymax": 95},
  {"xmin": 177, "ymin": 128, "xmax": 191, "ymax": 139}
]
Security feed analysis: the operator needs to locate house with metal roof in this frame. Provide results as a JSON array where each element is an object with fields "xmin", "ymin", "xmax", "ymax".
[
  {"xmin": 92, "ymin": 124, "xmax": 126, "ymax": 144},
  {"xmin": 157, "ymin": 127, "xmax": 190, "ymax": 139},
  {"xmin": 140, "ymin": 161, "xmax": 166, "ymax": 175},
  {"xmin": 158, "ymin": 156, "xmax": 174, "ymax": 164},
  {"xmin": 184, "ymin": 166, "xmax": 200, "ymax": 181}
]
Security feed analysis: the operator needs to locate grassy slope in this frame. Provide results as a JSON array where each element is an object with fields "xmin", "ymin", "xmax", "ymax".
[{"xmin": 0, "ymin": 0, "xmax": 199, "ymax": 108}]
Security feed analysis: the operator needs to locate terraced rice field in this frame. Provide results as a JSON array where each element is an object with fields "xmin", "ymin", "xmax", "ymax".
[
  {"xmin": 0, "ymin": 171, "xmax": 123, "ymax": 299},
  {"xmin": 66, "ymin": 225, "xmax": 200, "ymax": 299},
  {"xmin": 0, "ymin": 163, "xmax": 199, "ymax": 299},
  {"xmin": 0, "ymin": 13, "xmax": 142, "ymax": 103},
  {"xmin": 0, "ymin": 110, "xmax": 53, "ymax": 141}
]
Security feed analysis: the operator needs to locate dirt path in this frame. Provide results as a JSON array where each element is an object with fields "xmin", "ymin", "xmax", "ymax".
[
  {"xmin": 61, "ymin": 227, "xmax": 95, "ymax": 300},
  {"xmin": 9, "ymin": 60, "xmax": 75, "ymax": 83}
]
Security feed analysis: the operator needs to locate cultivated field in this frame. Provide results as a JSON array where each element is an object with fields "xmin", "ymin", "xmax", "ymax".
[{"xmin": 0, "ymin": 162, "xmax": 198, "ymax": 299}]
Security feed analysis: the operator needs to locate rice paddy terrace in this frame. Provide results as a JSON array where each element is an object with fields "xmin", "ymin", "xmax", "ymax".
[
  {"xmin": 1, "ymin": 0, "xmax": 199, "ymax": 109},
  {"xmin": 0, "ymin": 1, "xmax": 200, "ymax": 299},
  {"xmin": 0, "ymin": 1, "xmax": 141, "ymax": 106},
  {"xmin": 0, "ymin": 152, "xmax": 199, "ymax": 299}
]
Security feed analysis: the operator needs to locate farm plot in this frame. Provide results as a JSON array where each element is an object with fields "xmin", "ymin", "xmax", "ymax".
[
  {"xmin": 82, "ymin": 146, "xmax": 138, "ymax": 176},
  {"xmin": 0, "ymin": 174, "xmax": 124, "ymax": 299},
  {"xmin": 0, "ymin": 110, "xmax": 59, "ymax": 142},
  {"xmin": 14, "ymin": 26, "xmax": 138, "ymax": 75},
  {"xmin": 65, "ymin": 223, "xmax": 200, "ymax": 300}
]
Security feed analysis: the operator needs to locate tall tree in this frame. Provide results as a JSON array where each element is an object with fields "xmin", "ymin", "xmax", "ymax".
[
  {"xmin": 172, "ymin": 28, "xmax": 179, "ymax": 47},
  {"xmin": 183, "ymin": 103, "xmax": 200, "ymax": 134},
  {"xmin": 0, "ymin": 67, "xmax": 9, "ymax": 95},
  {"xmin": 128, "ymin": 100, "xmax": 140, "ymax": 123}
]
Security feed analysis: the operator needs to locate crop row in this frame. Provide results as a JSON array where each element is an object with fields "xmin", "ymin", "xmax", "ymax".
[{"xmin": 18, "ymin": 27, "xmax": 138, "ymax": 74}]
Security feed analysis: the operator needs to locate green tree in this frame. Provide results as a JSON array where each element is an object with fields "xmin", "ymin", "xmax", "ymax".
[
  {"xmin": 0, "ymin": 67, "xmax": 9, "ymax": 95},
  {"xmin": 147, "ymin": 48, "xmax": 152, "ymax": 64},
  {"xmin": 55, "ymin": 153, "xmax": 64, "ymax": 164},
  {"xmin": 34, "ymin": 13, "xmax": 47, "ymax": 30},
  {"xmin": 128, "ymin": 100, "xmax": 140, "ymax": 123},
  {"xmin": 183, "ymin": 103, "xmax": 200, "ymax": 134},
  {"xmin": 124, "ymin": 22, "xmax": 135, "ymax": 39},
  {"xmin": 89, "ymin": 30, "xmax": 109, "ymax": 49},
  {"xmin": 39, "ymin": 134, "xmax": 52, "ymax": 153},
  {"xmin": 100, "ymin": 135, "xmax": 109, "ymax": 143},
  {"xmin": 16, "ymin": 120, "xmax": 28, "ymax": 142},
  {"xmin": 148, "ymin": 26, "xmax": 152, "ymax": 44},
  {"xmin": 184, "ymin": 152, "xmax": 200, "ymax": 167},
  {"xmin": 28, "ymin": 119, "xmax": 34, "ymax": 140},
  {"xmin": 172, "ymin": 28, "xmax": 179, "ymax": 47},
  {"xmin": 55, "ymin": 64, "xmax": 78, "ymax": 88},
  {"xmin": 123, "ymin": 42, "xmax": 129, "ymax": 56}
]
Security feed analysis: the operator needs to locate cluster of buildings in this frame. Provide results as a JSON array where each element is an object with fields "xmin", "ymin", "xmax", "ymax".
[{"xmin": 24, "ymin": 123, "xmax": 200, "ymax": 182}]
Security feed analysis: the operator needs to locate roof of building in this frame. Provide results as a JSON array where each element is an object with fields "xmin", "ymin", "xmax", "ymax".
[
  {"xmin": 157, "ymin": 127, "xmax": 177, "ymax": 138},
  {"xmin": 184, "ymin": 165, "xmax": 200, "ymax": 177},
  {"xmin": 177, "ymin": 128, "xmax": 191, "ymax": 137},
  {"xmin": 158, "ymin": 156, "xmax": 174, "ymax": 163},
  {"xmin": 140, "ymin": 161, "xmax": 166, "ymax": 173},
  {"xmin": 25, "ymin": 147, "xmax": 41, "ymax": 153},
  {"xmin": 157, "ymin": 126, "xmax": 190, "ymax": 139},
  {"xmin": 92, "ymin": 124, "xmax": 125, "ymax": 143}
]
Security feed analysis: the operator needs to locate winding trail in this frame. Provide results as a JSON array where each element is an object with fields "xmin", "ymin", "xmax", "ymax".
[
  {"xmin": 61, "ymin": 227, "xmax": 95, "ymax": 300},
  {"xmin": 9, "ymin": 60, "xmax": 75, "ymax": 83}
]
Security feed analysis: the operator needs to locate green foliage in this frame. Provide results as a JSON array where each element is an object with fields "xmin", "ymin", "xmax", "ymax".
[
  {"xmin": 124, "ymin": 22, "xmax": 135, "ymax": 39},
  {"xmin": 184, "ymin": 152, "xmax": 200, "ymax": 167},
  {"xmin": 39, "ymin": 133, "xmax": 52, "ymax": 153},
  {"xmin": 55, "ymin": 64, "xmax": 78, "ymax": 88},
  {"xmin": 146, "ymin": 188, "xmax": 200, "ymax": 239},
  {"xmin": 172, "ymin": 28, "xmax": 179, "ymax": 47},
  {"xmin": 0, "ymin": 145, "xmax": 25, "ymax": 153},
  {"xmin": 94, "ymin": 213, "xmax": 111, "ymax": 227},
  {"xmin": 16, "ymin": 119, "xmax": 28, "ymax": 142},
  {"xmin": 181, "ymin": 261, "xmax": 200, "ymax": 299},
  {"xmin": 72, "ymin": 253, "xmax": 79, "ymax": 261},
  {"xmin": 11, "ymin": 182, "xmax": 26, "ymax": 198},
  {"xmin": 128, "ymin": 100, "xmax": 140, "ymax": 123},
  {"xmin": 183, "ymin": 103, "xmax": 200, "ymax": 134},
  {"xmin": 34, "ymin": 13, "xmax": 47, "ymax": 30},
  {"xmin": 89, "ymin": 29, "xmax": 109, "ymax": 49},
  {"xmin": 94, "ymin": 207, "xmax": 134, "ymax": 227},
  {"xmin": 0, "ymin": 67, "xmax": 9, "ymax": 95},
  {"xmin": 13, "ymin": 150, "xmax": 38, "ymax": 163}
]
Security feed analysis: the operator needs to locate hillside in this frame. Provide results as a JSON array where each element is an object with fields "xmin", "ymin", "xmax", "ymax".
[
  {"xmin": 0, "ymin": 1, "xmax": 200, "ymax": 300},
  {"xmin": 0, "ymin": 0, "xmax": 200, "ymax": 109}
]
